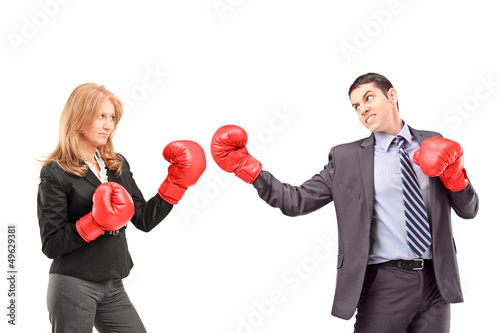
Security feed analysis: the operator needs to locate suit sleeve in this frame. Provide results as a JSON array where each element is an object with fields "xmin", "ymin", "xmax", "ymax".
[
  {"xmin": 252, "ymin": 148, "xmax": 335, "ymax": 216},
  {"xmin": 38, "ymin": 165, "xmax": 87, "ymax": 259},
  {"xmin": 121, "ymin": 158, "xmax": 174, "ymax": 232},
  {"xmin": 449, "ymin": 181, "xmax": 479, "ymax": 219}
]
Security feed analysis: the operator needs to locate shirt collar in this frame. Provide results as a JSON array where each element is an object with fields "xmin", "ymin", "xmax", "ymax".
[
  {"xmin": 94, "ymin": 149, "xmax": 102, "ymax": 160},
  {"xmin": 374, "ymin": 121, "xmax": 412, "ymax": 152},
  {"xmin": 84, "ymin": 149, "xmax": 105, "ymax": 166}
]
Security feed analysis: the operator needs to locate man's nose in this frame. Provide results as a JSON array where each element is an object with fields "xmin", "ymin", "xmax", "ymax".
[{"xmin": 360, "ymin": 104, "xmax": 369, "ymax": 115}]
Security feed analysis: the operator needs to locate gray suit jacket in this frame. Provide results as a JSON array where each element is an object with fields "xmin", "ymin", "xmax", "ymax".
[{"xmin": 252, "ymin": 126, "xmax": 479, "ymax": 320}]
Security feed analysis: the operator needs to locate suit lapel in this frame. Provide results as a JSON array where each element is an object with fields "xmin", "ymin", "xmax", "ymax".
[
  {"xmin": 409, "ymin": 126, "xmax": 429, "ymax": 145},
  {"xmin": 358, "ymin": 134, "xmax": 375, "ymax": 217},
  {"xmin": 82, "ymin": 162, "xmax": 122, "ymax": 188},
  {"xmin": 409, "ymin": 127, "xmax": 437, "ymax": 225},
  {"xmin": 107, "ymin": 168, "xmax": 120, "ymax": 184},
  {"xmin": 83, "ymin": 165, "xmax": 102, "ymax": 188}
]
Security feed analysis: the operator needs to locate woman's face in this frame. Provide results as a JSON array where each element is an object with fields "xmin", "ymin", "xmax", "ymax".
[{"xmin": 81, "ymin": 100, "xmax": 116, "ymax": 152}]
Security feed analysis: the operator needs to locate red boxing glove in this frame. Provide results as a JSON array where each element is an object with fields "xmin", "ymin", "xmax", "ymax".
[
  {"xmin": 76, "ymin": 182, "xmax": 135, "ymax": 242},
  {"xmin": 210, "ymin": 125, "xmax": 262, "ymax": 184},
  {"xmin": 158, "ymin": 140, "xmax": 206, "ymax": 205},
  {"xmin": 413, "ymin": 137, "xmax": 469, "ymax": 192}
]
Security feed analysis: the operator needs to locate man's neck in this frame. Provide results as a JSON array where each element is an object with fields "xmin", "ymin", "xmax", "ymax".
[{"xmin": 384, "ymin": 119, "xmax": 404, "ymax": 136}]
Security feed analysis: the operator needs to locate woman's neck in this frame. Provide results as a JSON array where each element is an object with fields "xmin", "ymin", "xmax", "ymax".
[{"xmin": 83, "ymin": 145, "xmax": 97, "ymax": 163}]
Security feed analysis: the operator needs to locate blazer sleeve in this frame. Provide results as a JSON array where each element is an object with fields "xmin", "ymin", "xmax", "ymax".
[
  {"xmin": 449, "ymin": 181, "xmax": 479, "ymax": 219},
  {"xmin": 120, "ymin": 157, "xmax": 174, "ymax": 232},
  {"xmin": 251, "ymin": 148, "xmax": 335, "ymax": 216},
  {"xmin": 37, "ymin": 164, "xmax": 87, "ymax": 259}
]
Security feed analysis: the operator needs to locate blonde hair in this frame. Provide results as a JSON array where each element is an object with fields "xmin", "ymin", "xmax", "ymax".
[{"xmin": 41, "ymin": 83, "xmax": 124, "ymax": 177}]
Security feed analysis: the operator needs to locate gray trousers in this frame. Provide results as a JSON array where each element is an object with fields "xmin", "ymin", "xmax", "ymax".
[
  {"xmin": 47, "ymin": 273, "xmax": 147, "ymax": 333},
  {"xmin": 354, "ymin": 262, "xmax": 450, "ymax": 333}
]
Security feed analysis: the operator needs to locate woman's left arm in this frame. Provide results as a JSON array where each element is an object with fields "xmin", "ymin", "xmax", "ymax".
[
  {"xmin": 122, "ymin": 141, "xmax": 206, "ymax": 231},
  {"xmin": 120, "ymin": 157, "xmax": 174, "ymax": 232}
]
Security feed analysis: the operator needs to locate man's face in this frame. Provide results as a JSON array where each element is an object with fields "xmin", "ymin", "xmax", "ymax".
[{"xmin": 349, "ymin": 83, "xmax": 400, "ymax": 134}]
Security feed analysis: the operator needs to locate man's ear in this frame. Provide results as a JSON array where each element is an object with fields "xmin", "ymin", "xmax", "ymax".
[{"xmin": 388, "ymin": 87, "xmax": 398, "ymax": 105}]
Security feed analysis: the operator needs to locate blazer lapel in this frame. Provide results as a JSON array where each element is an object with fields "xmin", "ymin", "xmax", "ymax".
[
  {"xmin": 409, "ymin": 126, "xmax": 429, "ymax": 146},
  {"xmin": 358, "ymin": 134, "xmax": 375, "ymax": 217},
  {"xmin": 82, "ymin": 162, "xmax": 123, "ymax": 188},
  {"xmin": 409, "ymin": 127, "xmax": 437, "ymax": 224},
  {"xmin": 82, "ymin": 165, "xmax": 102, "ymax": 188},
  {"xmin": 107, "ymin": 168, "xmax": 120, "ymax": 184}
]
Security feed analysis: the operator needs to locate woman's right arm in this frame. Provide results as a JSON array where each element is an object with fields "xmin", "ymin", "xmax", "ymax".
[{"xmin": 37, "ymin": 164, "xmax": 87, "ymax": 259}]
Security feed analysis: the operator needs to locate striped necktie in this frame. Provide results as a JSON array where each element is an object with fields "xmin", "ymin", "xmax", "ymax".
[{"xmin": 396, "ymin": 136, "xmax": 432, "ymax": 257}]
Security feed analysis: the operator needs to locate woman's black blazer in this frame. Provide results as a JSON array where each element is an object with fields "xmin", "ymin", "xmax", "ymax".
[{"xmin": 37, "ymin": 155, "xmax": 173, "ymax": 281}]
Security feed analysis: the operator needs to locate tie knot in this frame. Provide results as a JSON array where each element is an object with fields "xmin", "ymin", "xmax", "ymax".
[{"xmin": 396, "ymin": 136, "xmax": 406, "ymax": 149}]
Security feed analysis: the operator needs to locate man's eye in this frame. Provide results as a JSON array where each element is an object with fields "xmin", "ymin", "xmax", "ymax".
[{"xmin": 367, "ymin": 95, "xmax": 373, "ymax": 101}]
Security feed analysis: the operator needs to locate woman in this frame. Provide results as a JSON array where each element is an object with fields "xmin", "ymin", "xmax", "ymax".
[{"xmin": 37, "ymin": 83, "xmax": 206, "ymax": 332}]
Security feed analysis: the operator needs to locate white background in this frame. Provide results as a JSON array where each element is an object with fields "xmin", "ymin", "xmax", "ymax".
[{"xmin": 0, "ymin": 0, "xmax": 497, "ymax": 332}]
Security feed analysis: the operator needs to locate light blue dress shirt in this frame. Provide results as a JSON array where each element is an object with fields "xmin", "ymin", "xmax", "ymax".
[{"xmin": 368, "ymin": 122, "xmax": 432, "ymax": 264}]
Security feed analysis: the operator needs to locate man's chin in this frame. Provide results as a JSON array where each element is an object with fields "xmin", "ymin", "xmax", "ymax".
[{"xmin": 364, "ymin": 124, "xmax": 378, "ymax": 133}]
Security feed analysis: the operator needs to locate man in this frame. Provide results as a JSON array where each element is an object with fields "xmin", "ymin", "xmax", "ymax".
[{"xmin": 210, "ymin": 73, "xmax": 479, "ymax": 332}]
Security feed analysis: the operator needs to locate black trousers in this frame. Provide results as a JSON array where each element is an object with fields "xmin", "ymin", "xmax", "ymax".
[{"xmin": 354, "ymin": 262, "xmax": 450, "ymax": 333}]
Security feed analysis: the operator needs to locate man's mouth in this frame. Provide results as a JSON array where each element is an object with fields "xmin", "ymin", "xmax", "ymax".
[{"xmin": 366, "ymin": 114, "xmax": 376, "ymax": 124}]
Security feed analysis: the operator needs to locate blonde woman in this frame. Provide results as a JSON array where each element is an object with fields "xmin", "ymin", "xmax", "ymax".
[{"xmin": 38, "ymin": 83, "xmax": 206, "ymax": 332}]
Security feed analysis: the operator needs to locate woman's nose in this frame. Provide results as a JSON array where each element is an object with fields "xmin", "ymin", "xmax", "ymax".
[{"xmin": 103, "ymin": 117, "xmax": 112, "ymax": 129}]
